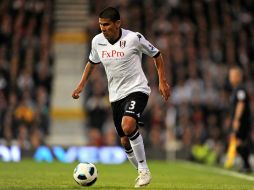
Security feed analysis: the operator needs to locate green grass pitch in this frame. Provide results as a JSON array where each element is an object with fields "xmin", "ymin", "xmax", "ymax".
[{"xmin": 0, "ymin": 160, "xmax": 253, "ymax": 190}]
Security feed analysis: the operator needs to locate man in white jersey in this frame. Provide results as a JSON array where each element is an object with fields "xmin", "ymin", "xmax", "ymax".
[{"xmin": 72, "ymin": 7, "xmax": 170, "ymax": 188}]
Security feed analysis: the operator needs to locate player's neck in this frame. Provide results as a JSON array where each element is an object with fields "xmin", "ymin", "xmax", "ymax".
[
  {"xmin": 233, "ymin": 83, "xmax": 242, "ymax": 89},
  {"xmin": 234, "ymin": 81, "xmax": 242, "ymax": 88},
  {"xmin": 108, "ymin": 28, "xmax": 122, "ymax": 45}
]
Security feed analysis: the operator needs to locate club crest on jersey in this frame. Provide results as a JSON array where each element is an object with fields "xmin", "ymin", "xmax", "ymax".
[{"xmin": 120, "ymin": 40, "xmax": 126, "ymax": 48}]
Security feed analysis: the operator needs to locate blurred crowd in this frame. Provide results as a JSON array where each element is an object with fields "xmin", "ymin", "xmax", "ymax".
[
  {"xmin": 84, "ymin": 0, "xmax": 254, "ymax": 162},
  {"xmin": 0, "ymin": 0, "xmax": 253, "ymax": 164},
  {"xmin": 0, "ymin": 0, "xmax": 53, "ymax": 149}
]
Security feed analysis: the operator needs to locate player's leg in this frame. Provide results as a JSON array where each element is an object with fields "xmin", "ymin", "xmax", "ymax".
[
  {"xmin": 111, "ymin": 99, "xmax": 138, "ymax": 170},
  {"xmin": 236, "ymin": 140, "xmax": 252, "ymax": 172},
  {"xmin": 120, "ymin": 136, "xmax": 138, "ymax": 169},
  {"xmin": 236, "ymin": 129, "xmax": 252, "ymax": 173},
  {"xmin": 121, "ymin": 92, "xmax": 151, "ymax": 187},
  {"xmin": 122, "ymin": 116, "xmax": 149, "ymax": 170},
  {"xmin": 122, "ymin": 116, "xmax": 151, "ymax": 187}
]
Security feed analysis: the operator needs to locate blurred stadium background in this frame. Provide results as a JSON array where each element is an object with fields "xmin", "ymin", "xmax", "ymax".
[{"xmin": 0, "ymin": 0, "xmax": 254, "ymax": 168}]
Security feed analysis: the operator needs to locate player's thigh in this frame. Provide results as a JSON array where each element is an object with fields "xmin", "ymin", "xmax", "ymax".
[{"xmin": 111, "ymin": 100, "xmax": 126, "ymax": 137}]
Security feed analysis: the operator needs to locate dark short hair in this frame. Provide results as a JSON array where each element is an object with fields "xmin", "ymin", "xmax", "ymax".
[{"xmin": 99, "ymin": 7, "xmax": 120, "ymax": 21}]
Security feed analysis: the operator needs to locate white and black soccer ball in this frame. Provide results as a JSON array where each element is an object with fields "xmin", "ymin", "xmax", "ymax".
[{"xmin": 73, "ymin": 162, "xmax": 98, "ymax": 186}]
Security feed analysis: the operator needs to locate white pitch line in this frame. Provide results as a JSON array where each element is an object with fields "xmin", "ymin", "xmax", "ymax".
[
  {"xmin": 210, "ymin": 167, "xmax": 254, "ymax": 182},
  {"xmin": 182, "ymin": 161, "xmax": 254, "ymax": 182}
]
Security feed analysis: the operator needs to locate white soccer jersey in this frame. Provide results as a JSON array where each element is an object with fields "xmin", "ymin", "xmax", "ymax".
[{"xmin": 89, "ymin": 28, "xmax": 159, "ymax": 102}]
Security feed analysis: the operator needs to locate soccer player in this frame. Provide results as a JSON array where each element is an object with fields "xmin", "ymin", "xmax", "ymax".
[
  {"xmin": 228, "ymin": 66, "xmax": 252, "ymax": 173},
  {"xmin": 72, "ymin": 7, "xmax": 170, "ymax": 187}
]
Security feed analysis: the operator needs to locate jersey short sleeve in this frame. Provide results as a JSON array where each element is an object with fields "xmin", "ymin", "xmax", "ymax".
[
  {"xmin": 88, "ymin": 38, "xmax": 100, "ymax": 64},
  {"xmin": 135, "ymin": 32, "xmax": 159, "ymax": 57},
  {"xmin": 237, "ymin": 90, "xmax": 246, "ymax": 101}
]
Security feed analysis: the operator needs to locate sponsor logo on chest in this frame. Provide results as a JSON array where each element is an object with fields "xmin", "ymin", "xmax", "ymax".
[{"xmin": 102, "ymin": 50, "xmax": 125, "ymax": 58}]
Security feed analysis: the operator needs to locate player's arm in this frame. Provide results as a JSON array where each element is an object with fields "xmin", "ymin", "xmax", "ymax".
[
  {"xmin": 153, "ymin": 53, "xmax": 171, "ymax": 101},
  {"xmin": 136, "ymin": 32, "xmax": 171, "ymax": 100},
  {"xmin": 232, "ymin": 101, "xmax": 245, "ymax": 132},
  {"xmin": 72, "ymin": 62, "xmax": 96, "ymax": 99}
]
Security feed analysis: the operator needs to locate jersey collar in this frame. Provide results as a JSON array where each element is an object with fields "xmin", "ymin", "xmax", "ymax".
[{"xmin": 108, "ymin": 28, "xmax": 122, "ymax": 45}]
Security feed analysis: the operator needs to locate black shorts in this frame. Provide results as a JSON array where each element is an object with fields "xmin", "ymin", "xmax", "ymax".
[
  {"xmin": 236, "ymin": 124, "xmax": 251, "ymax": 140},
  {"xmin": 111, "ymin": 92, "xmax": 149, "ymax": 137}
]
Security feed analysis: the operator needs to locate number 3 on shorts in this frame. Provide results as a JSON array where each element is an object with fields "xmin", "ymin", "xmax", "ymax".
[{"xmin": 129, "ymin": 100, "xmax": 136, "ymax": 110}]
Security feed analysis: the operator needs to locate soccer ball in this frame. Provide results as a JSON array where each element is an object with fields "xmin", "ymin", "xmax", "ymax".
[{"xmin": 73, "ymin": 162, "xmax": 98, "ymax": 186}]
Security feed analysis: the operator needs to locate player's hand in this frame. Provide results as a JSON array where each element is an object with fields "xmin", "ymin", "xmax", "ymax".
[
  {"xmin": 159, "ymin": 81, "xmax": 171, "ymax": 101},
  {"xmin": 72, "ymin": 85, "xmax": 83, "ymax": 99}
]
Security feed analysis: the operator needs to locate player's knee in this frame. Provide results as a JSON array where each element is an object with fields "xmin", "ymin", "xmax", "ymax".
[{"xmin": 122, "ymin": 116, "xmax": 136, "ymax": 135}]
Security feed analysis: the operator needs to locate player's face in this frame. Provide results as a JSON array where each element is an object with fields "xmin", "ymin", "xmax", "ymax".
[
  {"xmin": 229, "ymin": 69, "xmax": 241, "ymax": 87},
  {"xmin": 99, "ymin": 18, "xmax": 120, "ymax": 42}
]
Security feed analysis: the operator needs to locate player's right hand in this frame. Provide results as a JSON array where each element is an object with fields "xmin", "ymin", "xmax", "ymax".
[{"xmin": 72, "ymin": 86, "xmax": 83, "ymax": 99}]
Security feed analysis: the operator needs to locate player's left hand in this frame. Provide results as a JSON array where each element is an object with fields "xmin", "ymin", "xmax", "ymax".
[{"xmin": 159, "ymin": 81, "xmax": 171, "ymax": 101}]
